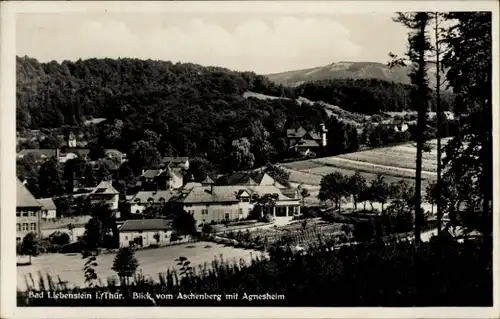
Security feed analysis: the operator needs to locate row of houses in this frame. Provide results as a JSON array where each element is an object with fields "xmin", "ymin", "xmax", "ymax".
[{"xmin": 16, "ymin": 178, "xmax": 120, "ymax": 241}]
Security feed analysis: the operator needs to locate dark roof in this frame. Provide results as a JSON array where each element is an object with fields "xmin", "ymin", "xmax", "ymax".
[
  {"xmin": 37, "ymin": 198, "xmax": 57, "ymax": 210},
  {"xmin": 178, "ymin": 185, "xmax": 295, "ymax": 204},
  {"xmin": 129, "ymin": 190, "xmax": 177, "ymax": 203},
  {"xmin": 201, "ymin": 175, "xmax": 215, "ymax": 185},
  {"xmin": 17, "ymin": 179, "xmax": 42, "ymax": 208},
  {"xmin": 251, "ymin": 172, "xmax": 266, "ymax": 184},
  {"xmin": 91, "ymin": 181, "xmax": 119, "ymax": 195},
  {"xmin": 217, "ymin": 172, "xmax": 256, "ymax": 186},
  {"xmin": 119, "ymin": 219, "xmax": 173, "ymax": 232},
  {"xmin": 281, "ymin": 188, "xmax": 299, "ymax": 199}
]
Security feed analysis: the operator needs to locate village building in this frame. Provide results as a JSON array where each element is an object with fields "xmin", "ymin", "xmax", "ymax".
[
  {"xmin": 118, "ymin": 219, "xmax": 174, "ymax": 248},
  {"xmin": 128, "ymin": 190, "xmax": 178, "ymax": 215},
  {"xmin": 89, "ymin": 181, "xmax": 120, "ymax": 214},
  {"xmin": 16, "ymin": 179, "xmax": 42, "ymax": 241},
  {"xmin": 37, "ymin": 198, "xmax": 57, "ymax": 220},
  {"xmin": 139, "ymin": 167, "xmax": 184, "ymax": 190},
  {"xmin": 172, "ymin": 180, "xmax": 301, "ymax": 226},
  {"xmin": 286, "ymin": 124, "xmax": 327, "ymax": 157},
  {"xmin": 17, "ymin": 132, "xmax": 125, "ymax": 163},
  {"xmin": 391, "ymin": 118, "xmax": 409, "ymax": 133},
  {"xmin": 161, "ymin": 157, "xmax": 190, "ymax": 170}
]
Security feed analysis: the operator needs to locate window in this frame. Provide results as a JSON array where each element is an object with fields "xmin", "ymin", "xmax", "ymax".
[
  {"xmin": 165, "ymin": 234, "xmax": 169, "ymax": 239},
  {"xmin": 125, "ymin": 236, "xmax": 128, "ymax": 240},
  {"xmin": 202, "ymin": 209, "xmax": 208, "ymax": 215},
  {"xmin": 22, "ymin": 223, "xmax": 29, "ymax": 231},
  {"xmin": 22, "ymin": 211, "xmax": 28, "ymax": 217},
  {"xmin": 239, "ymin": 209, "xmax": 243, "ymax": 215},
  {"xmin": 29, "ymin": 211, "xmax": 35, "ymax": 217},
  {"xmin": 17, "ymin": 223, "xmax": 21, "ymax": 231},
  {"xmin": 16, "ymin": 212, "xmax": 20, "ymax": 217},
  {"xmin": 30, "ymin": 223, "xmax": 37, "ymax": 231}
]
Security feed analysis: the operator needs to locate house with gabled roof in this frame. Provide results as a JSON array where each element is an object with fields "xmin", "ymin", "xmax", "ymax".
[
  {"xmin": 161, "ymin": 157, "xmax": 189, "ymax": 170},
  {"xmin": 90, "ymin": 181, "xmax": 120, "ymax": 213},
  {"xmin": 172, "ymin": 184, "xmax": 300, "ymax": 226},
  {"xmin": 118, "ymin": 218, "xmax": 174, "ymax": 248},
  {"xmin": 216, "ymin": 171, "xmax": 285, "ymax": 188},
  {"xmin": 16, "ymin": 179, "xmax": 42, "ymax": 241},
  {"xmin": 37, "ymin": 198, "xmax": 57, "ymax": 220},
  {"xmin": 139, "ymin": 166, "xmax": 183, "ymax": 190},
  {"xmin": 286, "ymin": 124, "xmax": 328, "ymax": 157}
]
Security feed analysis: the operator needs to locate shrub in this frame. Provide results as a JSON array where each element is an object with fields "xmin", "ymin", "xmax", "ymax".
[
  {"xmin": 170, "ymin": 232, "xmax": 180, "ymax": 243},
  {"xmin": 259, "ymin": 214, "xmax": 274, "ymax": 223},
  {"xmin": 202, "ymin": 224, "xmax": 216, "ymax": 234},
  {"xmin": 60, "ymin": 241, "xmax": 83, "ymax": 254},
  {"xmin": 49, "ymin": 231, "xmax": 71, "ymax": 246}
]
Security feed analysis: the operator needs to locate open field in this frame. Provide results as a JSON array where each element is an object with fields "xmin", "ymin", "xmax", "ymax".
[
  {"xmin": 17, "ymin": 242, "xmax": 263, "ymax": 291},
  {"xmin": 282, "ymin": 139, "xmax": 453, "ymax": 206},
  {"xmin": 313, "ymin": 157, "xmax": 437, "ymax": 180},
  {"xmin": 337, "ymin": 150, "xmax": 439, "ymax": 172}
]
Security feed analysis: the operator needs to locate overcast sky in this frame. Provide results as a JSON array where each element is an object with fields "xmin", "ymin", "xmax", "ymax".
[{"xmin": 16, "ymin": 12, "xmax": 409, "ymax": 74}]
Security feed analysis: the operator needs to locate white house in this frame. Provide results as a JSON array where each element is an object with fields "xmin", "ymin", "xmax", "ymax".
[
  {"xmin": 173, "ymin": 182, "xmax": 301, "ymax": 226},
  {"xmin": 90, "ymin": 181, "xmax": 120, "ymax": 215},
  {"xmin": 161, "ymin": 157, "xmax": 190, "ymax": 170},
  {"xmin": 37, "ymin": 198, "xmax": 57, "ymax": 220},
  {"xmin": 118, "ymin": 219, "xmax": 174, "ymax": 248},
  {"xmin": 128, "ymin": 190, "xmax": 177, "ymax": 215}
]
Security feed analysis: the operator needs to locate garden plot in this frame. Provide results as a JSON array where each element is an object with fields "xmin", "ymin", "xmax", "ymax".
[
  {"xmin": 312, "ymin": 157, "xmax": 437, "ymax": 180},
  {"xmin": 233, "ymin": 220, "xmax": 345, "ymax": 249}
]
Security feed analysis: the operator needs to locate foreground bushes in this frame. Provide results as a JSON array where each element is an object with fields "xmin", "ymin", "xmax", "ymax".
[{"xmin": 18, "ymin": 237, "xmax": 492, "ymax": 307}]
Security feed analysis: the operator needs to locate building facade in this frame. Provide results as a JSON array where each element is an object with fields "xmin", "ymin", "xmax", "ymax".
[
  {"xmin": 118, "ymin": 219, "xmax": 174, "ymax": 248},
  {"xmin": 16, "ymin": 179, "xmax": 42, "ymax": 241},
  {"xmin": 38, "ymin": 198, "xmax": 57, "ymax": 220},
  {"xmin": 174, "ymin": 184, "xmax": 301, "ymax": 226}
]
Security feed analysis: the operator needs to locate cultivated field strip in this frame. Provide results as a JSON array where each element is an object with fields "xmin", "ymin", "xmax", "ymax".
[
  {"xmin": 286, "ymin": 169, "xmax": 323, "ymax": 185},
  {"xmin": 312, "ymin": 157, "xmax": 437, "ymax": 180},
  {"xmin": 337, "ymin": 151, "xmax": 438, "ymax": 172},
  {"xmin": 283, "ymin": 160, "xmax": 325, "ymax": 171}
]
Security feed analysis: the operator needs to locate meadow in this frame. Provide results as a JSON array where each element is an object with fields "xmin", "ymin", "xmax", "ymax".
[
  {"xmin": 282, "ymin": 138, "xmax": 452, "ymax": 198},
  {"xmin": 17, "ymin": 242, "xmax": 261, "ymax": 291}
]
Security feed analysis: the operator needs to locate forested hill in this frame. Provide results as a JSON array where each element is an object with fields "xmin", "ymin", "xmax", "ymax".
[
  {"xmin": 17, "ymin": 57, "xmax": 453, "ymax": 130},
  {"xmin": 16, "ymin": 56, "xmax": 455, "ymax": 173},
  {"xmin": 265, "ymin": 61, "xmax": 445, "ymax": 89}
]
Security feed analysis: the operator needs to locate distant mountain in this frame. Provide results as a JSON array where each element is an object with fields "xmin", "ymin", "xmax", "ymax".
[{"xmin": 266, "ymin": 61, "xmax": 447, "ymax": 90}]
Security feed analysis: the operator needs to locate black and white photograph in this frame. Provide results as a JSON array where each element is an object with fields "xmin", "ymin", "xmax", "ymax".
[{"xmin": 1, "ymin": 0, "xmax": 498, "ymax": 317}]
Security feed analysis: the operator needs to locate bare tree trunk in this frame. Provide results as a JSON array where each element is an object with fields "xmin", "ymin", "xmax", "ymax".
[{"xmin": 413, "ymin": 18, "xmax": 428, "ymax": 246}]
